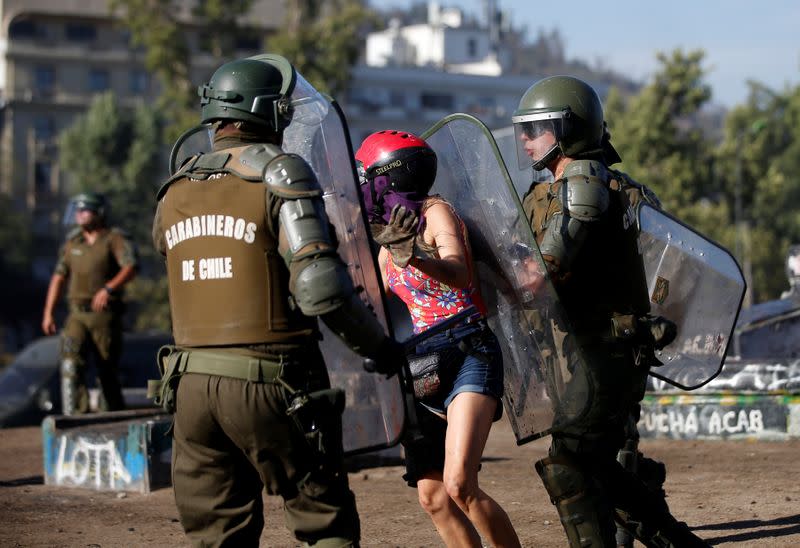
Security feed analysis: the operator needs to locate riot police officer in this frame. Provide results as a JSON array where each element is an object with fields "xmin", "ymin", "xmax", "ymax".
[
  {"xmin": 42, "ymin": 192, "xmax": 138, "ymax": 415},
  {"xmin": 151, "ymin": 55, "xmax": 404, "ymax": 547},
  {"xmin": 512, "ymin": 75, "xmax": 709, "ymax": 547}
]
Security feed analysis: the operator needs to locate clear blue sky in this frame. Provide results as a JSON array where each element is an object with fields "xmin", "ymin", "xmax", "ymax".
[{"xmin": 369, "ymin": 0, "xmax": 800, "ymax": 108}]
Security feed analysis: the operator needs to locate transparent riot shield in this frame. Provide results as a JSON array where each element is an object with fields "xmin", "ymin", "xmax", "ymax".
[
  {"xmin": 422, "ymin": 114, "xmax": 593, "ymax": 443},
  {"xmin": 169, "ymin": 59, "xmax": 406, "ymax": 454},
  {"xmin": 638, "ymin": 203, "xmax": 746, "ymax": 389},
  {"xmin": 491, "ymin": 125, "xmax": 552, "ymax": 197},
  {"xmin": 267, "ymin": 65, "xmax": 405, "ymax": 454}
]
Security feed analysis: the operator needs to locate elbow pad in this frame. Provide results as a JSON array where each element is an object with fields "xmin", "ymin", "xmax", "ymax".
[
  {"xmin": 269, "ymin": 152, "xmax": 346, "ymax": 315},
  {"xmin": 292, "ymin": 256, "xmax": 353, "ymax": 316}
]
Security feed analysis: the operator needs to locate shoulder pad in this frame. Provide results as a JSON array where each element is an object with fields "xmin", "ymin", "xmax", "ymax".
[
  {"xmin": 560, "ymin": 160, "xmax": 610, "ymax": 222},
  {"xmin": 264, "ymin": 153, "xmax": 322, "ymax": 199},
  {"xmin": 157, "ymin": 147, "xmax": 269, "ymax": 199},
  {"xmin": 238, "ymin": 143, "xmax": 283, "ymax": 174},
  {"xmin": 610, "ymin": 169, "xmax": 663, "ymax": 210}
]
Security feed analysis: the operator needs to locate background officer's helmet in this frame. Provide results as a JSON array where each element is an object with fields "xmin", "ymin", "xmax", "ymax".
[
  {"xmin": 63, "ymin": 191, "xmax": 108, "ymax": 227},
  {"xmin": 197, "ymin": 56, "xmax": 297, "ymax": 133},
  {"xmin": 511, "ymin": 75, "xmax": 605, "ymax": 171}
]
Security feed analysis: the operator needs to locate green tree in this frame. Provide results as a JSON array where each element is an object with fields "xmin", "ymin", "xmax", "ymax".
[
  {"xmin": 605, "ymin": 49, "xmax": 713, "ymax": 213},
  {"xmin": 606, "ymin": 48, "xmax": 800, "ymax": 302},
  {"xmin": 58, "ymin": 92, "xmax": 170, "ymax": 331},
  {"xmin": 715, "ymin": 81, "xmax": 800, "ymax": 300},
  {"xmin": 267, "ymin": 0, "xmax": 379, "ymax": 96},
  {"xmin": 109, "ymin": 0, "xmax": 253, "ymax": 141},
  {"xmin": 604, "ymin": 49, "xmax": 738, "ymax": 265}
]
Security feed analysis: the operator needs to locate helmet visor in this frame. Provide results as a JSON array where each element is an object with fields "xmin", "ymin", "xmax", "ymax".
[
  {"xmin": 62, "ymin": 196, "xmax": 104, "ymax": 227},
  {"xmin": 512, "ymin": 111, "xmax": 567, "ymax": 171}
]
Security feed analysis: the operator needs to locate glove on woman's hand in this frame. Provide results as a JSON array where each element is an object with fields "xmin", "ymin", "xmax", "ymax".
[{"xmin": 370, "ymin": 204, "xmax": 419, "ymax": 268}]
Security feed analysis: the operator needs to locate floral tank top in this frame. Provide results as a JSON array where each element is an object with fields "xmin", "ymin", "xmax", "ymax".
[{"xmin": 386, "ymin": 199, "xmax": 487, "ymax": 334}]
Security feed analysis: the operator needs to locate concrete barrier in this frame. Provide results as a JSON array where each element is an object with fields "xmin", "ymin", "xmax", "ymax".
[{"xmin": 42, "ymin": 409, "xmax": 173, "ymax": 493}]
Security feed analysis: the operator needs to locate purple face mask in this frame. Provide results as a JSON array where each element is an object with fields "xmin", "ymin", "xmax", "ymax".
[{"xmin": 360, "ymin": 175, "xmax": 425, "ymax": 226}]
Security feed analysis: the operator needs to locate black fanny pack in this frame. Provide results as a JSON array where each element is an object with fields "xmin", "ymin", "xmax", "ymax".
[
  {"xmin": 407, "ymin": 320, "xmax": 492, "ymax": 399},
  {"xmin": 408, "ymin": 346, "xmax": 463, "ymax": 399}
]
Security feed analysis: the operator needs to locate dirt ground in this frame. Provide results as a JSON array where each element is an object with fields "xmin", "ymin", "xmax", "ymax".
[{"xmin": 1, "ymin": 419, "xmax": 799, "ymax": 548}]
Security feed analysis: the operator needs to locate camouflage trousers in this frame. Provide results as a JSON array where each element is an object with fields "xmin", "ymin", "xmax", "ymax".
[{"xmin": 60, "ymin": 304, "xmax": 125, "ymax": 414}]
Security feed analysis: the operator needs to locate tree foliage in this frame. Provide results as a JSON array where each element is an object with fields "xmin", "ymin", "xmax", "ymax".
[
  {"xmin": 606, "ymin": 48, "xmax": 800, "ymax": 302},
  {"xmin": 109, "ymin": 0, "xmax": 253, "ymax": 141},
  {"xmin": 266, "ymin": 0, "xmax": 379, "ymax": 96}
]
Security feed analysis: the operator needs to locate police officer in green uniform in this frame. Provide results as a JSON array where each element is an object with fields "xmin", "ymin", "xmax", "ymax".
[
  {"xmin": 42, "ymin": 192, "xmax": 138, "ymax": 415},
  {"xmin": 512, "ymin": 76, "xmax": 709, "ymax": 547},
  {"xmin": 151, "ymin": 55, "xmax": 404, "ymax": 547}
]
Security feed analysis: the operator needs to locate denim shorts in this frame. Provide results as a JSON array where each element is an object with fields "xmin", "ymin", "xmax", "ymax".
[
  {"xmin": 413, "ymin": 321, "xmax": 504, "ymax": 420},
  {"xmin": 402, "ymin": 321, "xmax": 504, "ymax": 487}
]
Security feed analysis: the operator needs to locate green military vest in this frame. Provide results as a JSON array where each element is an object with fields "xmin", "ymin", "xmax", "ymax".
[
  {"xmin": 522, "ymin": 165, "xmax": 651, "ymax": 334},
  {"xmin": 159, "ymin": 145, "xmax": 316, "ymax": 347}
]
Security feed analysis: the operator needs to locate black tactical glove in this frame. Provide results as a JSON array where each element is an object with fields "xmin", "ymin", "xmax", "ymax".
[
  {"xmin": 362, "ymin": 337, "xmax": 407, "ymax": 378},
  {"xmin": 370, "ymin": 204, "xmax": 419, "ymax": 268},
  {"xmin": 637, "ymin": 315, "xmax": 678, "ymax": 350},
  {"xmin": 611, "ymin": 314, "xmax": 677, "ymax": 350}
]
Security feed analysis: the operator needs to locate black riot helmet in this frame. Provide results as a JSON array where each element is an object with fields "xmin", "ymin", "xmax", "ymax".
[
  {"xmin": 197, "ymin": 55, "xmax": 296, "ymax": 133},
  {"xmin": 512, "ymin": 75, "xmax": 620, "ymax": 171},
  {"xmin": 63, "ymin": 191, "xmax": 108, "ymax": 227}
]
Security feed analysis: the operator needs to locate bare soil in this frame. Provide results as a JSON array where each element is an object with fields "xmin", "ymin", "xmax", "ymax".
[{"xmin": 1, "ymin": 419, "xmax": 799, "ymax": 547}]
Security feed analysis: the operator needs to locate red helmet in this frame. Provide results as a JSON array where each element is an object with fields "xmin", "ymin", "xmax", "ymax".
[{"xmin": 355, "ymin": 130, "xmax": 437, "ymax": 196}]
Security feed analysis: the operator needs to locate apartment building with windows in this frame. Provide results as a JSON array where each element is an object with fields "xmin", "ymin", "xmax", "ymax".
[{"xmin": 0, "ymin": 0, "xmax": 282, "ymax": 282}]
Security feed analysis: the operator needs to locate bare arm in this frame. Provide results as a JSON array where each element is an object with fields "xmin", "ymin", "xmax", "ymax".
[
  {"xmin": 408, "ymin": 202, "xmax": 470, "ymax": 289},
  {"xmin": 378, "ymin": 247, "xmax": 390, "ymax": 294},
  {"xmin": 42, "ymin": 274, "xmax": 66, "ymax": 335}
]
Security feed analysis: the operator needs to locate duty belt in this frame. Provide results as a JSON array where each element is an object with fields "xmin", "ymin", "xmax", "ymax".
[
  {"xmin": 159, "ymin": 346, "xmax": 283, "ymax": 383},
  {"xmin": 175, "ymin": 348, "xmax": 284, "ymax": 382},
  {"xmin": 148, "ymin": 346, "xmax": 285, "ymax": 414}
]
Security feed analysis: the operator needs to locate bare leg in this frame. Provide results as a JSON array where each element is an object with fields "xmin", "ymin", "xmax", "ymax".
[
  {"xmin": 444, "ymin": 392, "xmax": 521, "ymax": 548},
  {"xmin": 417, "ymin": 473, "xmax": 482, "ymax": 548}
]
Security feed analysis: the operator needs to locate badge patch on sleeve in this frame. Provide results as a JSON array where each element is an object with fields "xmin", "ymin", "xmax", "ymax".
[{"xmin": 651, "ymin": 276, "xmax": 670, "ymax": 305}]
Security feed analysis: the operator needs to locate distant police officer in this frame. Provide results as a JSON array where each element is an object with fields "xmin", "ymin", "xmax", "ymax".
[
  {"xmin": 512, "ymin": 75, "xmax": 709, "ymax": 547},
  {"xmin": 42, "ymin": 192, "xmax": 138, "ymax": 415},
  {"xmin": 152, "ymin": 55, "xmax": 404, "ymax": 547}
]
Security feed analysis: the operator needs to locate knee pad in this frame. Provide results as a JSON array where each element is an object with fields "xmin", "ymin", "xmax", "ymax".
[
  {"xmin": 535, "ymin": 457, "xmax": 617, "ymax": 547},
  {"xmin": 60, "ymin": 358, "xmax": 88, "ymax": 416},
  {"xmin": 60, "ymin": 335, "xmax": 81, "ymax": 357}
]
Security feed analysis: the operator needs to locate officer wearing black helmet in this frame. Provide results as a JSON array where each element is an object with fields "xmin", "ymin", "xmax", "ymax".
[
  {"xmin": 151, "ymin": 55, "xmax": 405, "ymax": 547},
  {"xmin": 42, "ymin": 191, "xmax": 138, "ymax": 415},
  {"xmin": 513, "ymin": 76, "xmax": 709, "ymax": 547}
]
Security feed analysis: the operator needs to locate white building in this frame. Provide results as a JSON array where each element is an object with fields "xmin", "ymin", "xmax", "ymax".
[{"xmin": 345, "ymin": 1, "xmax": 530, "ymax": 144}]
